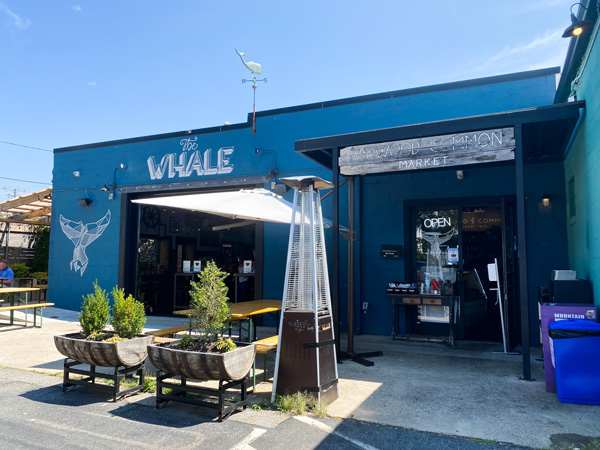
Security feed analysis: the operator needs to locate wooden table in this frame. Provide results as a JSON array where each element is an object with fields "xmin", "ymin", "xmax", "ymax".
[
  {"xmin": 0, "ymin": 287, "xmax": 41, "ymax": 325},
  {"xmin": 388, "ymin": 293, "xmax": 456, "ymax": 345},
  {"xmin": 174, "ymin": 300, "xmax": 282, "ymax": 342},
  {"xmin": 34, "ymin": 284, "xmax": 48, "ymax": 303}
]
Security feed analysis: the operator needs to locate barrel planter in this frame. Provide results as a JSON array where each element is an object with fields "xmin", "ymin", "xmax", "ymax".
[
  {"xmin": 148, "ymin": 341, "xmax": 256, "ymax": 381},
  {"xmin": 54, "ymin": 332, "xmax": 155, "ymax": 367}
]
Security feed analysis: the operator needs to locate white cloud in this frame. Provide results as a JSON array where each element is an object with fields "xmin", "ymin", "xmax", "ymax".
[
  {"xmin": 72, "ymin": 5, "xmax": 82, "ymax": 12},
  {"xmin": 487, "ymin": 30, "xmax": 563, "ymax": 64},
  {"xmin": 87, "ymin": 81, "xmax": 98, "ymax": 88},
  {"xmin": 457, "ymin": 28, "xmax": 570, "ymax": 78},
  {"xmin": 0, "ymin": 3, "xmax": 31, "ymax": 28}
]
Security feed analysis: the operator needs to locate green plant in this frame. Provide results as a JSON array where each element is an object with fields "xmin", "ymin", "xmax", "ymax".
[
  {"xmin": 87, "ymin": 331, "xmax": 113, "ymax": 341},
  {"xmin": 215, "ymin": 337, "xmax": 237, "ymax": 353},
  {"xmin": 11, "ymin": 263, "xmax": 30, "ymax": 278},
  {"xmin": 274, "ymin": 392, "xmax": 327, "ymax": 417},
  {"xmin": 110, "ymin": 287, "xmax": 146, "ymax": 339},
  {"xmin": 580, "ymin": 439, "xmax": 600, "ymax": 450},
  {"xmin": 31, "ymin": 225, "xmax": 50, "ymax": 273},
  {"xmin": 176, "ymin": 334, "xmax": 195, "ymax": 349},
  {"xmin": 79, "ymin": 281, "xmax": 110, "ymax": 337},
  {"xmin": 30, "ymin": 271, "xmax": 48, "ymax": 285},
  {"xmin": 251, "ymin": 403, "xmax": 262, "ymax": 411},
  {"xmin": 188, "ymin": 260, "xmax": 231, "ymax": 342},
  {"xmin": 142, "ymin": 378, "xmax": 157, "ymax": 393}
]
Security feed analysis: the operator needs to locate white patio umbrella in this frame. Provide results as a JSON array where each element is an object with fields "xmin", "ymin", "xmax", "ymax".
[{"xmin": 131, "ymin": 188, "xmax": 344, "ymax": 230}]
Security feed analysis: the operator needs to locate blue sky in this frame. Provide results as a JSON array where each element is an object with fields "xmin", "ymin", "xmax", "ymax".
[{"xmin": 0, "ymin": 0, "xmax": 575, "ymax": 198}]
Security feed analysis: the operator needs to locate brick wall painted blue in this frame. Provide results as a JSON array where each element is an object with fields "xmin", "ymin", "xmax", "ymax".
[
  {"xmin": 564, "ymin": 28, "xmax": 600, "ymax": 311},
  {"xmin": 49, "ymin": 70, "xmax": 560, "ymax": 335}
]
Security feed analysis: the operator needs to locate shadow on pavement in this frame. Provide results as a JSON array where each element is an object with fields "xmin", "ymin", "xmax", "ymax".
[
  {"xmin": 19, "ymin": 383, "xmax": 118, "ymax": 407},
  {"xmin": 109, "ymin": 401, "xmax": 218, "ymax": 428},
  {"xmin": 19, "ymin": 379, "xmax": 240, "ymax": 427}
]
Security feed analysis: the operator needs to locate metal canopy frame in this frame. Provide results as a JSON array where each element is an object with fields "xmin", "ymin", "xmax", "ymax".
[{"xmin": 294, "ymin": 101, "xmax": 585, "ymax": 380}]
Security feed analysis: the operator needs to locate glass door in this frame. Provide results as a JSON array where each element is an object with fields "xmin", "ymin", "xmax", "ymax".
[
  {"xmin": 408, "ymin": 200, "xmax": 516, "ymax": 343},
  {"xmin": 413, "ymin": 209, "xmax": 459, "ymax": 335}
]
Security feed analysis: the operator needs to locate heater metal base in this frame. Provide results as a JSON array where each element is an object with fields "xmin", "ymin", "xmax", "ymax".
[{"xmin": 276, "ymin": 310, "xmax": 339, "ymax": 405}]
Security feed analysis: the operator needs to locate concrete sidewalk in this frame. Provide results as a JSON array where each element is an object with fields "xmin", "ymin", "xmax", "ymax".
[{"xmin": 0, "ymin": 307, "xmax": 599, "ymax": 449}]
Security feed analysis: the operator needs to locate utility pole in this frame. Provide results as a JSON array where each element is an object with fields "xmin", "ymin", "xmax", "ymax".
[{"xmin": 2, "ymin": 187, "xmax": 26, "ymax": 199}]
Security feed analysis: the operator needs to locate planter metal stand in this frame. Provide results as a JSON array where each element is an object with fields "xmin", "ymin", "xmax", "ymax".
[
  {"xmin": 62, "ymin": 358, "xmax": 146, "ymax": 402},
  {"xmin": 156, "ymin": 371, "xmax": 247, "ymax": 421}
]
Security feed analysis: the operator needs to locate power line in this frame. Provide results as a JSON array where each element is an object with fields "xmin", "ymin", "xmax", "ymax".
[
  {"xmin": 0, "ymin": 140, "xmax": 52, "ymax": 152},
  {"xmin": 0, "ymin": 176, "xmax": 51, "ymax": 185}
]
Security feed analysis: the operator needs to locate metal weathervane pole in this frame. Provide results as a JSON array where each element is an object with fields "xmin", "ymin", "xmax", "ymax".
[{"xmin": 236, "ymin": 49, "xmax": 266, "ymax": 134}]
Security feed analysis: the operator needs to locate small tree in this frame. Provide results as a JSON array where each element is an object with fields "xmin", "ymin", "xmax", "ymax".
[
  {"xmin": 111, "ymin": 287, "xmax": 146, "ymax": 339},
  {"xmin": 79, "ymin": 281, "xmax": 110, "ymax": 337},
  {"xmin": 188, "ymin": 260, "xmax": 231, "ymax": 342},
  {"xmin": 31, "ymin": 225, "xmax": 50, "ymax": 273}
]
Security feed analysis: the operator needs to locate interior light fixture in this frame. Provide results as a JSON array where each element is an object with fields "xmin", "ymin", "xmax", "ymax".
[
  {"xmin": 541, "ymin": 194, "xmax": 551, "ymax": 207},
  {"xmin": 562, "ymin": 3, "xmax": 594, "ymax": 38}
]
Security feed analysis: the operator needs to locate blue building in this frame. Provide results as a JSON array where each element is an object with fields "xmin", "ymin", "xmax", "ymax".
[
  {"xmin": 50, "ymin": 66, "xmax": 583, "ymax": 378},
  {"xmin": 556, "ymin": 0, "xmax": 599, "ymax": 308}
]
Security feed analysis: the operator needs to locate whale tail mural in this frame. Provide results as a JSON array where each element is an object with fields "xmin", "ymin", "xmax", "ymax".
[{"xmin": 59, "ymin": 210, "xmax": 111, "ymax": 275}]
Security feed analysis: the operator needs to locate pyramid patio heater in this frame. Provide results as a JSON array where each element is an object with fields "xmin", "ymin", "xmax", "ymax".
[{"xmin": 271, "ymin": 176, "xmax": 339, "ymax": 405}]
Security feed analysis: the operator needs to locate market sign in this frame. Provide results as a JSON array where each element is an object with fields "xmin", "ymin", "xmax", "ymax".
[{"xmin": 339, "ymin": 127, "xmax": 515, "ymax": 176}]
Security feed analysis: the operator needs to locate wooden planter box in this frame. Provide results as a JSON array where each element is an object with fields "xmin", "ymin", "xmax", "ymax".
[
  {"xmin": 54, "ymin": 332, "xmax": 154, "ymax": 367},
  {"xmin": 148, "ymin": 341, "xmax": 256, "ymax": 381}
]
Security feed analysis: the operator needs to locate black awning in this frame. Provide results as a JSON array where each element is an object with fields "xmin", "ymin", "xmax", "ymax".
[{"xmin": 295, "ymin": 101, "xmax": 585, "ymax": 171}]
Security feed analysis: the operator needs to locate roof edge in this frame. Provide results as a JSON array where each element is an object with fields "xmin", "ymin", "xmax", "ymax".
[
  {"xmin": 254, "ymin": 67, "xmax": 560, "ymax": 120},
  {"xmin": 56, "ymin": 67, "xmax": 560, "ymax": 154}
]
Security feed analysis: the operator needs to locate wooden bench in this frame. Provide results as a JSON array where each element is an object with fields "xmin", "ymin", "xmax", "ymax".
[
  {"xmin": 152, "ymin": 336, "xmax": 178, "ymax": 344},
  {"xmin": 147, "ymin": 324, "xmax": 189, "ymax": 338},
  {"xmin": 252, "ymin": 335, "xmax": 278, "ymax": 389},
  {"xmin": 0, "ymin": 302, "xmax": 55, "ymax": 327}
]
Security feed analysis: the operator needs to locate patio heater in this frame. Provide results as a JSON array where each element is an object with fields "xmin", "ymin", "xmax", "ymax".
[{"xmin": 271, "ymin": 176, "xmax": 339, "ymax": 405}]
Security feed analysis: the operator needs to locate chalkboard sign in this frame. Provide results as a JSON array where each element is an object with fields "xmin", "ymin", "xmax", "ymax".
[{"xmin": 381, "ymin": 245, "xmax": 403, "ymax": 259}]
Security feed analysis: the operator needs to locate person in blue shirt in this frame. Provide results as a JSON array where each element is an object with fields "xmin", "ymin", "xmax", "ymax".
[{"xmin": 0, "ymin": 260, "xmax": 14, "ymax": 287}]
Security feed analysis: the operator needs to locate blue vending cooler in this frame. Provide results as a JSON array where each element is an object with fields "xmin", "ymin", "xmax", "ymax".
[{"xmin": 548, "ymin": 319, "xmax": 600, "ymax": 405}]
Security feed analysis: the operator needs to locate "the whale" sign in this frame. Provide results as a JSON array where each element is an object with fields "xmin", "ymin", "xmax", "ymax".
[{"xmin": 147, "ymin": 137, "xmax": 234, "ymax": 180}]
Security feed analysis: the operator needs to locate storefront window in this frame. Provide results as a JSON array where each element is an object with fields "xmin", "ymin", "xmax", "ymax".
[
  {"xmin": 416, "ymin": 209, "xmax": 459, "ymax": 285},
  {"xmin": 415, "ymin": 209, "xmax": 459, "ymax": 322}
]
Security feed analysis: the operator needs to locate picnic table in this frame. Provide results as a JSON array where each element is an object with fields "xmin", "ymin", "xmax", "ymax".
[
  {"xmin": 174, "ymin": 299, "xmax": 282, "ymax": 342},
  {"xmin": 0, "ymin": 287, "xmax": 53, "ymax": 327}
]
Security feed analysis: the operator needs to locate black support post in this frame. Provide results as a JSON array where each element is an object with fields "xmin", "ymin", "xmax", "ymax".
[
  {"xmin": 348, "ymin": 176, "xmax": 355, "ymax": 353},
  {"xmin": 332, "ymin": 147, "xmax": 341, "ymax": 361},
  {"xmin": 514, "ymin": 123, "xmax": 532, "ymax": 380},
  {"xmin": 339, "ymin": 175, "xmax": 382, "ymax": 366}
]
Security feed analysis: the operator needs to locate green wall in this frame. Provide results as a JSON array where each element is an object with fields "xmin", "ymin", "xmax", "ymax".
[{"xmin": 564, "ymin": 24, "xmax": 600, "ymax": 309}]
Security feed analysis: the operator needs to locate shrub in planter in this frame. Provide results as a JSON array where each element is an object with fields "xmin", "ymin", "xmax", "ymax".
[
  {"xmin": 111, "ymin": 287, "xmax": 146, "ymax": 339},
  {"xmin": 188, "ymin": 259, "xmax": 232, "ymax": 348},
  {"xmin": 55, "ymin": 281, "xmax": 153, "ymax": 368},
  {"xmin": 149, "ymin": 260, "xmax": 256, "ymax": 381},
  {"xmin": 79, "ymin": 281, "xmax": 110, "ymax": 338}
]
